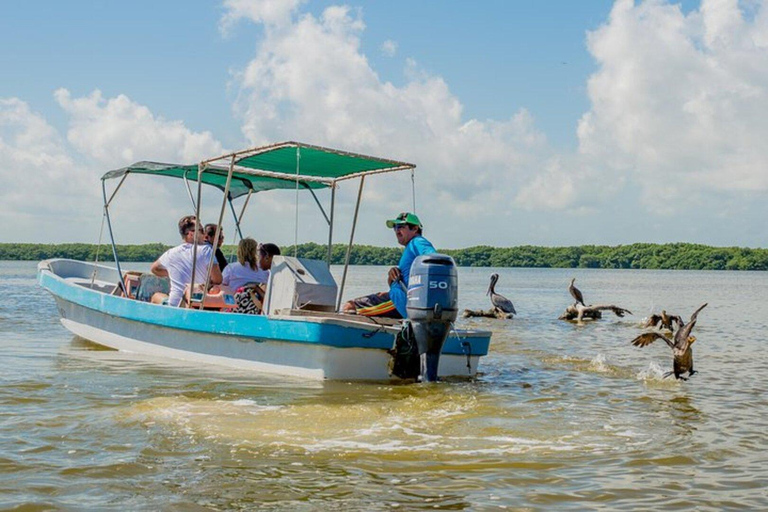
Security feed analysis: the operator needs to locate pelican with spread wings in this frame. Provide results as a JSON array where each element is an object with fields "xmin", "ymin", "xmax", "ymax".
[
  {"xmin": 559, "ymin": 303, "xmax": 632, "ymax": 322},
  {"xmin": 642, "ymin": 310, "xmax": 684, "ymax": 332},
  {"xmin": 631, "ymin": 303, "xmax": 708, "ymax": 380}
]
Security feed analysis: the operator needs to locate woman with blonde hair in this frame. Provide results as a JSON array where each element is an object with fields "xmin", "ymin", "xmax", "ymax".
[{"xmin": 221, "ymin": 238, "xmax": 269, "ymax": 293}]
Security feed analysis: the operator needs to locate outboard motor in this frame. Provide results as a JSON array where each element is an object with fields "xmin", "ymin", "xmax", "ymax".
[{"xmin": 406, "ymin": 254, "xmax": 458, "ymax": 382}]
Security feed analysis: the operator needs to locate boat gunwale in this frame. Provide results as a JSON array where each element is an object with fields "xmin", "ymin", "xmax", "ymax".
[{"xmin": 38, "ymin": 259, "xmax": 491, "ymax": 355}]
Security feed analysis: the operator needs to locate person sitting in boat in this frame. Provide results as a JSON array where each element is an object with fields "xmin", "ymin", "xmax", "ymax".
[
  {"xmin": 204, "ymin": 223, "xmax": 228, "ymax": 270},
  {"xmin": 257, "ymin": 243, "xmax": 281, "ymax": 277},
  {"xmin": 149, "ymin": 215, "xmax": 222, "ymax": 307},
  {"xmin": 342, "ymin": 212, "xmax": 435, "ymax": 318},
  {"xmin": 222, "ymin": 238, "xmax": 268, "ymax": 293},
  {"xmin": 228, "ymin": 241, "xmax": 280, "ymax": 315}
]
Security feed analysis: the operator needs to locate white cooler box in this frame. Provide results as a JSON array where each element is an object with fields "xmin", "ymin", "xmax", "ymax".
[{"xmin": 263, "ymin": 256, "xmax": 338, "ymax": 315}]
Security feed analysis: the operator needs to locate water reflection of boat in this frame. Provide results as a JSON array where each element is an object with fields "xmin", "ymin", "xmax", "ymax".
[{"xmin": 38, "ymin": 142, "xmax": 491, "ymax": 381}]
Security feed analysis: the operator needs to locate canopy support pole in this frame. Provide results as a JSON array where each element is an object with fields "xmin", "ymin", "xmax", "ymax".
[
  {"xmin": 101, "ymin": 179, "xmax": 127, "ymax": 295},
  {"xmin": 200, "ymin": 156, "xmax": 236, "ymax": 308},
  {"xmin": 238, "ymin": 189, "xmax": 253, "ymax": 227},
  {"xmin": 293, "ymin": 146, "xmax": 300, "ymax": 258},
  {"xmin": 92, "ymin": 173, "xmax": 128, "ymax": 286},
  {"xmin": 225, "ymin": 194, "xmax": 242, "ymax": 266},
  {"xmin": 306, "ymin": 186, "xmax": 330, "ymax": 225},
  {"xmin": 227, "ymin": 194, "xmax": 244, "ymax": 241},
  {"xmin": 336, "ymin": 176, "xmax": 365, "ymax": 311},
  {"xmin": 183, "ymin": 171, "xmax": 197, "ymax": 211},
  {"xmin": 326, "ymin": 185, "xmax": 336, "ymax": 268},
  {"xmin": 227, "ymin": 189, "xmax": 253, "ymax": 262},
  {"xmin": 106, "ymin": 174, "xmax": 128, "ymax": 207},
  {"xmin": 189, "ymin": 164, "xmax": 204, "ymax": 305}
]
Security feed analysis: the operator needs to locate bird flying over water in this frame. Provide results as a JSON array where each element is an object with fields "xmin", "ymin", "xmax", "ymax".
[
  {"xmin": 631, "ymin": 303, "xmax": 708, "ymax": 380},
  {"xmin": 487, "ymin": 273, "xmax": 516, "ymax": 315},
  {"xmin": 569, "ymin": 278, "xmax": 585, "ymax": 306},
  {"xmin": 642, "ymin": 310, "xmax": 684, "ymax": 332}
]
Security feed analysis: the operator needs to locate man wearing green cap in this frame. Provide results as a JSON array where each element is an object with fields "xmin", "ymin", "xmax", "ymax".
[{"xmin": 343, "ymin": 212, "xmax": 435, "ymax": 318}]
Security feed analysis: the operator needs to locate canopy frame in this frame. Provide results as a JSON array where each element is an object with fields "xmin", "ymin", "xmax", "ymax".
[{"xmin": 99, "ymin": 141, "xmax": 416, "ymax": 311}]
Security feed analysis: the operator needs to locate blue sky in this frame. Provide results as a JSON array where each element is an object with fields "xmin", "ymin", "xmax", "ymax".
[
  {"xmin": 1, "ymin": 1, "xmax": 621, "ymax": 148},
  {"xmin": 1, "ymin": 0, "xmax": 766, "ymax": 248}
]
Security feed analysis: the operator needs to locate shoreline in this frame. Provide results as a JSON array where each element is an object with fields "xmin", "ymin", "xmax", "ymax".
[{"xmin": 3, "ymin": 242, "xmax": 767, "ymax": 271}]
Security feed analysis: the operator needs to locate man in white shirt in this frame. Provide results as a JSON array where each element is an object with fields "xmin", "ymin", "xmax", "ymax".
[{"xmin": 150, "ymin": 215, "xmax": 223, "ymax": 307}]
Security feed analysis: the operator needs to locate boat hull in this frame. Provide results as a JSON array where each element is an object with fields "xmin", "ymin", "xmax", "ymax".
[{"xmin": 39, "ymin": 259, "xmax": 490, "ymax": 381}]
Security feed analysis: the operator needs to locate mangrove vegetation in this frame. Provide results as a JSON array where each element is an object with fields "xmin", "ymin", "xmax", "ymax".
[{"xmin": 3, "ymin": 242, "xmax": 767, "ymax": 270}]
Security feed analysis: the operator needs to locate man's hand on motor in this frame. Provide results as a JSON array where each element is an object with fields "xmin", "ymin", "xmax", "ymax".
[{"xmin": 387, "ymin": 267, "xmax": 401, "ymax": 286}]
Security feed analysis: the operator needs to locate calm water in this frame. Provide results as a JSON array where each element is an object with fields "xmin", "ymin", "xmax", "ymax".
[{"xmin": 2, "ymin": 261, "xmax": 767, "ymax": 510}]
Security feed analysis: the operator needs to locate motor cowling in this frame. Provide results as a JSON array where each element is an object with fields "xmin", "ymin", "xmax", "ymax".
[{"xmin": 406, "ymin": 254, "xmax": 458, "ymax": 382}]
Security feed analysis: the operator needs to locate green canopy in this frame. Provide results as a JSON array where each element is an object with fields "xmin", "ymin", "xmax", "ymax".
[
  {"xmin": 227, "ymin": 142, "xmax": 415, "ymax": 182},
  {"xmin": 102, "ymin": 142, "xmax": 415, "ymax": 199},
  {"xmin": 101, "ymin": 161, "xmax": 325, "ymax": 199}
]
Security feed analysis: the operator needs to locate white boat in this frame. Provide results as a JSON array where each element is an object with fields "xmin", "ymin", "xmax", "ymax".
[{"xmin": 38, "ymin": 142, "xmax": 492, "ymax": 381}]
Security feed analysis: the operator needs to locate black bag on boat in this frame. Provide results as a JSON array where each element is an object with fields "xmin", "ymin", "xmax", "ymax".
[
  {"xmin": 389, "ymin": 322, "xmax": 420, "ymax": 379},
  {"xmin": 233, "ymin": 284, "xmax": 264, "ymax": 315}
]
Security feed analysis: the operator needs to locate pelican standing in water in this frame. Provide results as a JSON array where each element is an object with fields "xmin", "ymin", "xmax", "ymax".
[
  {"xmin": 631, "ymin": 303, "xmax": 708, "ymax": 380},
  {"xmin": 569, "ymin": 278, "xmax": 585, "ymax": 306},
  {"xmin": 487, "ymin": 273, "xmax": 516, "ymax": 315}
]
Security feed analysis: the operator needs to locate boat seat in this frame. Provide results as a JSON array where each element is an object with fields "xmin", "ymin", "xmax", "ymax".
[
  {"xmin": 186, "ymin": 286, "xmax": 236, "ymax": 310},
  {"xmin": 69, "ymin": 277, "xmax": 117, "ymax": 294},
  {"xmin": 122, "ymin": 271, "xmax": 143, "ymax": 299},
  {"xmin": 135, "ymin": 274, "xmax": 171, "ymax": 302}
]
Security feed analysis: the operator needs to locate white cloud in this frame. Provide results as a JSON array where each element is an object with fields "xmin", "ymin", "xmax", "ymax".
[
  {"xmin": 7, "ymin": 0, "xmax": 768, "ymax": 247},
  {"xmin": 381, "ymin": 39, "xmax": 397, "ymax": 57},
  {"xmin": 515, "ymin": 158, "xmax": 576, "ymax": 210},
  {"xmin": 220, "ymin": 0, "xmax": 305, "ymax": 33},
  {"xmin": 225, "ymin": 2, "xmax": 561, "ymax": 246},
  {"xmin": 0, "ymin": 92, "xmax": 229, "ymax": 243},
  {"xmin": 0, "ymin": 97, "xmax": 94, "ymax": 235},
  {"xmin": 52, "ymin": 89, "xmax": 230, "ymax": 244},
  {"xmin": 55, "ymin": 89, "xmax": 223, "ymax": 166},
  {"xmin": 578, "ymin": 0, "xmax": 768, "ymax": 209}
]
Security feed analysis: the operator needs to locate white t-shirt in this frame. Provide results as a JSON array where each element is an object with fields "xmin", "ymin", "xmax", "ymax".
[
  {"xmin": 222, "ymin": 261, "xmax": 270, "ymax": 292},
  {"xmin": 158, "ymin": 243, "xmax": 215, "ymax": 306}
]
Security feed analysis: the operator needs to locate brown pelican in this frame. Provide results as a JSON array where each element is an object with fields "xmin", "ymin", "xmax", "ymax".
[
  {"xmin": 631, "ymin": 303, "xmax": 708, "ymax": 380},
  {"xmin": 569, "ymin": 278, "xmax": 585, "ymax": 306},
  {"xmin": 487, "ymin": 273, "xmax": 516, "ymax": 315},
  {"xmin": 559, "ymin": 303, "xmax": 632, "ymax": 322},
  {"xmin": 642, "ymin": 310, "xmax": 684, "ymax": 331}
]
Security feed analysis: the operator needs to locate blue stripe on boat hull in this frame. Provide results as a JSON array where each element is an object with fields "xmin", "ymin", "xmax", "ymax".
[
  {"xmin": 53, "ymin": 296, "xmax": 381, "ymax": 379},
  {"xmin": 38, "ymin": 262, "xmax": 490, "ymax": 359}
]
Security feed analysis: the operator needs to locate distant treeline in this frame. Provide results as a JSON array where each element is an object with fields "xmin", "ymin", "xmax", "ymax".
[{"xmin": 4, "ymin": 242, "xmax": 768, "ymax": 270}]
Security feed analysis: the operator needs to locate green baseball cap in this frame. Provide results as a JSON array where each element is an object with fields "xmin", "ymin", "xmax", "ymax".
[{"xmin": 386, "ymin": 212, "xmax": 422, "ymax": 228}]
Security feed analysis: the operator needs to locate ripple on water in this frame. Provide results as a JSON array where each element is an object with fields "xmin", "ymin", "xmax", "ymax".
[
  {"xmin": 116, "ymin": 391, "xmax": 630, "ymax": 462},
  {"xmin": 2, "ymin": 263, "xmax": 768, "ymax": 509}
]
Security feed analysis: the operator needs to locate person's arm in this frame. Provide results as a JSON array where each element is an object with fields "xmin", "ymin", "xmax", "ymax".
[
  {"xmin": 209, "ymin": 264, "xmax": 222, "ymax": 285},
  {"xmin": 150, "ymin": 259, "xmax": 168, "ymax": 278},
  {"xmin": 387, "ymin": 266, "xmax": 401, "ymax": 286},
  {"xmin": 215, "ymin": 248, "xmax": 228, "ymax": 270},
  {"xmin": 221, "ymin": 265, "xmax": 231, "ymax": 286},
  {"xmin": 389, "ymin": 279, "xmax": 408, "ymax": 318}
]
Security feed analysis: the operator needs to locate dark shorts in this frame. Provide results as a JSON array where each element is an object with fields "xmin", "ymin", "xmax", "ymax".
[{"xmin": 349, "ymin": 292, "xmax": 402, "ymax": 319}]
